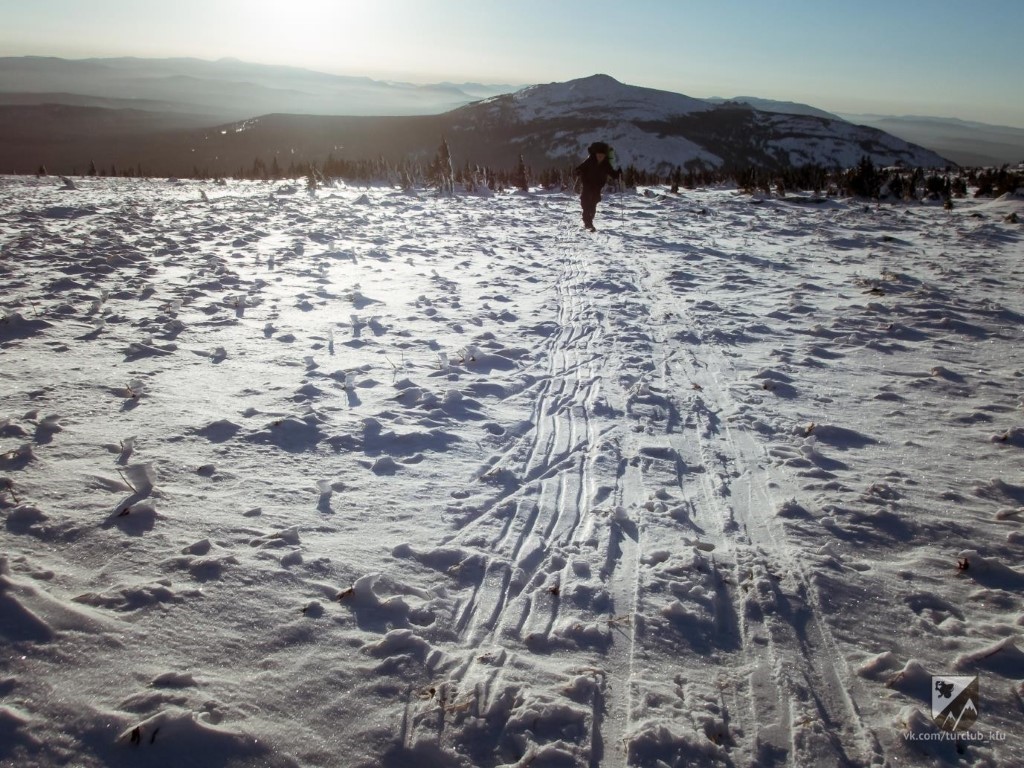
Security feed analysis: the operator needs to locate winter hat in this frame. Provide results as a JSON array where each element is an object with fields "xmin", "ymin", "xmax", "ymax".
[{"xmin": 588, "ymin": 141, "xmax": 610, "ymax": 155}]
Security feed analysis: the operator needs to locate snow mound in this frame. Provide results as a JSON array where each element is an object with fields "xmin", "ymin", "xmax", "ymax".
[{"xmin": 116, "ymin": 707, "xmax": 274, "ymax": 762}]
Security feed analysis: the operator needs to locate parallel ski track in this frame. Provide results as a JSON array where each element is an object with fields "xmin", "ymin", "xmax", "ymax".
[
  {"xmin": 676, "ymin": 345, "xmax": 882, "ymax": 767},
  {"xmin": 453, "ymin": 227, "xmax": 604, "ymax": 649},
  {"xmin": 404, "ymin": 222, "xmax": 642, "ymax": 765},
  {"xmin": 620, "ymin": 210, "xmax": 884, "ymax": 767}
]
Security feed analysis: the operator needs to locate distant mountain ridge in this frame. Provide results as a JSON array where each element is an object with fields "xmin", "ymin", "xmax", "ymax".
[
  {"xmin": 837, "ymin": 113, "xmax": 1024, "ymax": 166},
  {"xmin": 0, "ymin": 57, "xmax": 989, "ymax": 175},
  {"xmin": 0, "ymin": 56, "xmax": 519, "ymax": 118},
  {"xmin": 1, "ymin": 56, "xmax": 1019, "ymax": 168}
]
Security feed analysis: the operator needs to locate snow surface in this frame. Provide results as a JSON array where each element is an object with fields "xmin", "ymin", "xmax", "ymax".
[{"xmin": 1, "ymin": 176, "xmax": 1023, "ymax": 768}]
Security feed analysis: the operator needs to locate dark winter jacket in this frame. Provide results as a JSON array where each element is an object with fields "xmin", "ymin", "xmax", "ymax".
[{"xmin": 576, "ymin": 153, "xmax": 621, "ymax": 194}]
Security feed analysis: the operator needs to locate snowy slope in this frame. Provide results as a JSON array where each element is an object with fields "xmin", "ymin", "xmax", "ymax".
[
  {"xmin": 542, "ymin": 123, "xmax": 722, "ymax": 174},
  {"xmin": 1, "ymin": 177, "xmax": 1023, "ymax": 767},
  {"xmin": 456, "ymin": 76, "xmax": 950, "ymax": 173},
  {"xmin": 502, "ymin": 74, "xmax": 711, "ymax": 121},
  {"xmin": 705, "ymin": 95, "xmax": 841, "ymax": 121},
  {"xmin": 759, "ymin": 112, "xmax": 948, "ymax": 168}
]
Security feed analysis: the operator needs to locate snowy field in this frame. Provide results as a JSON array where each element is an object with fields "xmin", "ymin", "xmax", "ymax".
[{"xmin": 1, "ymin": 175, "xmax": 1023, "ymax": 768}]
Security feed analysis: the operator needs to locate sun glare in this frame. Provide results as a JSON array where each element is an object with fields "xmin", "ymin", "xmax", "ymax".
[{"xmin": 222, "ymin": 0, "xmax": 383, "ymax": 72}]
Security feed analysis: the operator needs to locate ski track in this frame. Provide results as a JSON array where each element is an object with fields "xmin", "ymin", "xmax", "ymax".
[
  {"xmin": 405, "ymin": 217, "xmax": 633, "ymax": 763},
  {"xmin": 656, "ymin": 205, "xmax": 890, "ymax": 767},
  {"xmin": 405, "ymin": 197, "xmax": 886, "ymax": 767}
]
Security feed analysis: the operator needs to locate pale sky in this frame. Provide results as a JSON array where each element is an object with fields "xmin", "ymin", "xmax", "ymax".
[{"xmin": 2, "ymin": 0, "xmax": 1023, "ymax": 127}]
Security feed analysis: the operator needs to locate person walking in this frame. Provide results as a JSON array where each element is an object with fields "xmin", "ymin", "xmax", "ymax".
[{"xmin": 576, "ymin": 141, "xmax": 621, "ymax": 231}]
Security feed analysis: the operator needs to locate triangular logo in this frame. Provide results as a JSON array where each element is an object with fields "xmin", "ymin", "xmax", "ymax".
[{"xmin": 932, "ymin": 675, "xmax": 979, "ymax": 732}]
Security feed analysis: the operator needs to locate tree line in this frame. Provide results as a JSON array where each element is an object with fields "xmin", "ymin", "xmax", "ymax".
[{"xmin": 34, "ymin": 143, "xmax": 1021, "ymax": 201}]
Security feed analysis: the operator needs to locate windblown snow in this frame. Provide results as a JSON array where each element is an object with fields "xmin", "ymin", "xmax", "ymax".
[{"xmin": 1, "ymin": 176, "xmax": 1023, "ymax": 768}]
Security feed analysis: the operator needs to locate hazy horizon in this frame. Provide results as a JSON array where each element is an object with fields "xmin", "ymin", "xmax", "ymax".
[{"xmin": 3, "ymin": 0, "xmax": 1023, "ymax": 129}]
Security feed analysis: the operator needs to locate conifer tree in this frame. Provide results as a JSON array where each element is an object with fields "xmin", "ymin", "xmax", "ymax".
[
  {"xmin": 431, "ymin": 137, "xmax": 455, "ymax": 195},
  {"xmin": 847, "ymin": 156, "xmax": 879, "ymax": 198},
  {"xmin": 514, "ymin": 155, "xmax": 529, "ymax": 192}
]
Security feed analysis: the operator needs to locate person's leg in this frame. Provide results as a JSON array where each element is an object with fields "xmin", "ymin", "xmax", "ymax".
[{"xmin": 581, "ymin": 190, "xmax": 599, "ymax": 229}]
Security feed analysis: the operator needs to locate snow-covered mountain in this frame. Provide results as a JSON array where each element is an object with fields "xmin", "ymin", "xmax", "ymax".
[
  {"xmin": 446, "ymin": 76, "xmax": 949, "ymax": 172},
  {"xmin": 0, "ymin": 66, "xmax": 951, "ymax": 175},
  {"xmin": 2, "ymin": 56, "xmax": 1012, "ymax": 170},
  {"xmin": 500, "ymin": 73, "xmax": 711, "ymax": 121}
]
